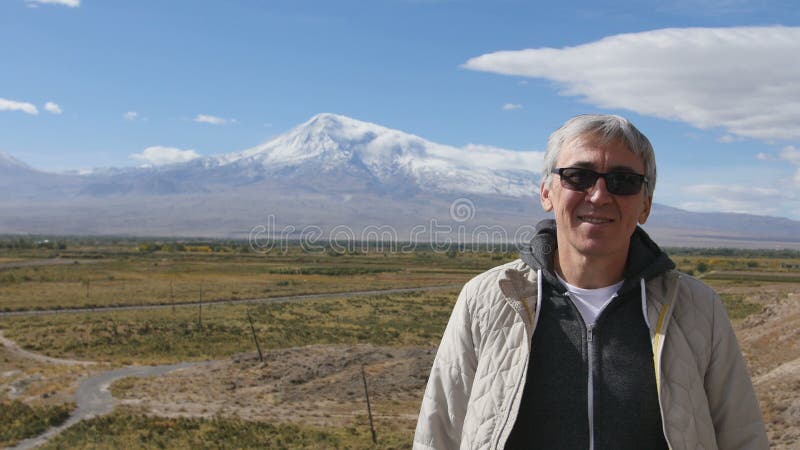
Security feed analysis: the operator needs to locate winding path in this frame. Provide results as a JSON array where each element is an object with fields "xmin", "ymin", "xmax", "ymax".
[
  {"xmin": 7, "ymin": 361, "xmax": 204, "ymax": 450},
  {"xmin": 0, "ymin": 331, "xmax": 95, "ymax": 366},
  {"xmin": 1, "ymin": 284, "xmax": 460, "ymax": 448}
]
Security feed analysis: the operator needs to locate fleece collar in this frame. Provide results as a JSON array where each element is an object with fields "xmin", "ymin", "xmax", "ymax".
[{"xmin": 519, "ymin": 219, "xmax": 675, "ymax": 295}]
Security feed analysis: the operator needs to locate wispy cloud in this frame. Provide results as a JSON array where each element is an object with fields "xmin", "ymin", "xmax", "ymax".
[
  {"xmin": 124, "ymin": 111, "xmax": 139, "ymax": 121},
  {"xmin": 502, "ymin": 103, "xmax": 523, "ymax": 111},
  {"xmin": 461, "ymin": 144, "xmax": 544, "ymax": 172},
  {"xmin": 681, "ymin": 146, "xmax": 800, "ymax": 216},
  {"xmin": 464, "ymin": 26, "xmax": 800, "ymax": 141},
  {"xmin": 194, "ymin": 114, "xmax": 233, "ymax": 125},
  {"xmin": 756, "ymin": 152, "xmax": 773, "ymax": 161},
  {"xmin": 129, "ymin": 146, "xmax": 200, "ymax": 166},
  {"xmin": 780, "ymin": 145, "xmax": 800, "ymax": 164},
  {"xmin": 780, "ymin": 145, "xmax": 800, "ymax": 185},
  {"xmin": 717, "ymin": 134, "xmax": 742, "ymax": 144},
  {"xmin": 26, "ymin": 0, "xmax": 80, "ymax": 7},
  {"xmin": 680, "ymin": 183, "xmax": 797, "ymax": 216},
  {"xmin": 44, "ymin": 102, "xmax": 62, "ymax": 114},
  {"xmin": 0, "ymin": 97, "xmax": 39, "ymax": 115}
]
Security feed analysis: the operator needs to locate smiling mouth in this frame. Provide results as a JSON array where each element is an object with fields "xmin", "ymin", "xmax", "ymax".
[{"xmin": 578, "ymin": 215, "xmax": 614, "ymax": 224}]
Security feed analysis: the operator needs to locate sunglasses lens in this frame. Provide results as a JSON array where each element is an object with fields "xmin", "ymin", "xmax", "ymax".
[
  {"xmin": 557, "ymin": 168, "xmax": 644, "ymax": 195},
  {"xmin": 559, "ymin": 168, "xmax": 598, "ymax": 191},
  {"xmin": 607, "ymin": 173, "xmax": 644, "ymax": 195}
]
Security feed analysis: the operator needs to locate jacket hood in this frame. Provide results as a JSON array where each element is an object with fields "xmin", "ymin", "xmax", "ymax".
[{"xmin": 519, "ymin": 219, "xmax": 675, "ymax": 294}]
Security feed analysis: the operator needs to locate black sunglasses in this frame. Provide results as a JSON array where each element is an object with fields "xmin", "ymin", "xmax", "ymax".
[{"xmin": 551, "ymin": 167, "xmax": 648, "ymax": 196}]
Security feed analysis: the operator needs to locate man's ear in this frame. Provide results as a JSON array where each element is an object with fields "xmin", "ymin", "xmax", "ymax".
[
  {"xmin": 638, "ymin": 195, "xmax": 652, "ymax": 224},
  {"xmin": 540, "ymin": 181, "xmax": 553, "ymax": 212}
]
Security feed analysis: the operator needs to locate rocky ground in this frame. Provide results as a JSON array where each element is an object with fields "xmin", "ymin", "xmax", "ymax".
[
  {"xmin": 112, "ymin": 344, "xmax": 434, "ymax": 432},
  {"xmin": 734, "ymin": 284, "xmax": 800, "ymax": 448}
]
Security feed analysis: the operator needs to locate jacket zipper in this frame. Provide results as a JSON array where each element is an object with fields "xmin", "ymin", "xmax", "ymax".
[
  {"xmin": 587, "ymin": 323, "xmax": 596, "ymax": 450},
  {"xmin": 564, "ymin": 291, "xmax": 600, "ymax": 450},
  {"xmin": 578, "ymin": 292, "xmax": 617, "ymax": 450}
]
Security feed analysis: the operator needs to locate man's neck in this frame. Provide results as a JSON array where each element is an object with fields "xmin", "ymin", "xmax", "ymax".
[{"xmin": 554, "ymin": 246, "xmax": 628, "ymax": 289}]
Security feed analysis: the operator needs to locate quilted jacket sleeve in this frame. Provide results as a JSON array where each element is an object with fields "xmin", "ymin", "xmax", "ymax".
[
  {"xmin": 704, "ymin": 292, "xmax": 769, "ymax": 449},
  {"xmin": 413, "ymin": 284, "xmax": 480, "ymax": 450}
]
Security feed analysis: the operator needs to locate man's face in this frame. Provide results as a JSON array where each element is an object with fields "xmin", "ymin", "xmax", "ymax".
[{"xmin": 540, "ymin": 134, "xmax": 652, "ymax": 260}]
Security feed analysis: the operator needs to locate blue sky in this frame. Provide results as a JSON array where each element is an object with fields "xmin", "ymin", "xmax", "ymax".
[{"xmin": 1, "ymin": 0, "xmax": 799, "ymax": 219}]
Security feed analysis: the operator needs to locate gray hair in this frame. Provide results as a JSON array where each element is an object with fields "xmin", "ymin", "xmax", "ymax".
[{"xmin": 541, "ymin": 114, "xmax": 656, "ymax": 197}]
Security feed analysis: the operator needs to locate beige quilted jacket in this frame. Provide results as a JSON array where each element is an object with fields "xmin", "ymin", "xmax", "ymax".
[{"xmin": 413, "ymin": 259, "xmax": 768, "ymax": 450}]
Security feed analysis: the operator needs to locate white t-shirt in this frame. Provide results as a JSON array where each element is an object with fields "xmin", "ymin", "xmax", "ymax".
[{"xmin": 556, "ymin": 273, "xmax": 624, "ymax": 326}]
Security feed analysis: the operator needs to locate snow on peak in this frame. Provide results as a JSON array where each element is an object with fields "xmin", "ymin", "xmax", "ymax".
[
  {"xmin": 216, "ymin": 113, "xmax": 544, "ymax": 197},
  {"xmin": 222, "ymin": 113, "xmax": 426, "ymax": 168}
]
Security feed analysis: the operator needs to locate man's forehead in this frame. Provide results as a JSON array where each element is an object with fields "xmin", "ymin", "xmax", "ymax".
[{"xmin": 558, "ymin": 134, "xmax": 643, "ymax": 169}]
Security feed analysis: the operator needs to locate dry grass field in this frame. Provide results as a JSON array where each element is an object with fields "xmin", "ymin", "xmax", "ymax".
[
  {"xmin": 1, "ymin": 239, "xmax": 798, "ymax": 448},
  {"xmin": 0, "ymin": 250, "xmax": 484, "ymax": 312}
]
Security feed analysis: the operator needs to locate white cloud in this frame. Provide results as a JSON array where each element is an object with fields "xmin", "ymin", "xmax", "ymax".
[
  {"xmin": 124, "ymin": 111, "xmax": 138, "ymax": 121},
  {"xmin": 680, "ymin": 183, "xmax": 797, "ymax": 216},
  {"xmin": 461, "ymin": 144, "xmax": 544, "ymax": 172},
  {"xmin": 129, "ymin": 146, "xmax": 201, "ymax": 166},
  {"xmin": 717, "ymin": 134, "xmax": 741, "ymax": 143},
  {"xmin": 464, "ymin": 26, "xmax": 800, "ymax": 141},
  {"xmin": 756, "ymin": 152, "xmax": 772, "ymax": 161},
  {"xmin": 194, "ymin": 114, "xmax": 232, "ymax": 125},
  {"xmin": 0, "ymin": 97, "xmax": 39, "ymax": 115},
  {"xmin": 779, "ymin": 146, "xmax": 800, "ymax": 186},
  {"xmin": 44, "ymin": 102, "xmax": 62, "ymax": 114},
  {"xmin": 26, "ymin": 0, "xmax": 80, "ymax": 7},
  {"xmin": 502, "ymin": 103, "xmax": 523, "ymax": 111},
  {"xmin": 780, "ymin": 145, "xmax": 800, "ymax": 164}
]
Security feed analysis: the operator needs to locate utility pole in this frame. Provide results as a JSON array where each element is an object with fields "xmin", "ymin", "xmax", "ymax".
[
  {"xmin": 198, "ymin": 285, "xmax": 203, "ymax": 327},
  {"xmin": 247, "ymin": 312, "xmax": 264, "ymax": 362},
  {"xmin": 361, "ymin": 365, "xmax": 377, "ymax": 445}
]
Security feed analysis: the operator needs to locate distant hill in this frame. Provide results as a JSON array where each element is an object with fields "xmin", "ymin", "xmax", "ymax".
[{"xmin": 1, "ymin": 114, "xmax": 799, "ymax": 249}]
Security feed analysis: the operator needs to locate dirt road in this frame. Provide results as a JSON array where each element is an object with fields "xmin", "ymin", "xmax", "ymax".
[
  {"xmin": 0, "ymin": 331, "xmax": 95, "ymax": 366},
  {"xmin": 0, "ymin": 259, "xmax": 99, "ymax": 271},
  {"xmin": 7, "ymin": 362, "xmax": 202, "ymax": 450},
  {"xmin": 0, "ymin": 284, "xmax": 461, "ymax": 318}
]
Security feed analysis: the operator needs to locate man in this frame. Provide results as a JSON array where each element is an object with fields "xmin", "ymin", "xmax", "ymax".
[{"xmin": 413, "ymin": 114, "xmax": 768, "ymax": 450}]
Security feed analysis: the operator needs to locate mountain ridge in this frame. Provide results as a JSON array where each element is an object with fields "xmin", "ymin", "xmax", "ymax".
[{"xmin": 1, "ymin": 114, "xmax": 799, "ymax": 248}]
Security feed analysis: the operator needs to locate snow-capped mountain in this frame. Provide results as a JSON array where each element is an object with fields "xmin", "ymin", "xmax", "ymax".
[
  {"xmin": 207, "ymin": 113, "xmax": 543, "ymax": 197},
  {"xmin": 1, "ymin": 114, "xmax": 799, "ymax": 248},
  {"xmin": 70, "ymin": 113, "xmax": 541, "ymax": 198}
]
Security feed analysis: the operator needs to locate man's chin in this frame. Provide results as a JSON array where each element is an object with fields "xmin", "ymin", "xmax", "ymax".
[{"xmin": 573, "ymin": 239, "xmax": 628, "ymax": 258}]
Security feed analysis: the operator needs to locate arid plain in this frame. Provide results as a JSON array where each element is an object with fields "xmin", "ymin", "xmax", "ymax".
[{"xmin": 1, "ymin": 239, "xmax": 798, "ymax": 449}]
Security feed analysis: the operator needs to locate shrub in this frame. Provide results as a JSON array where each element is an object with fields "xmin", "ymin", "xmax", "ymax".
[{"xmin": 0, "ymin": 400, "xmax": 73, "ymax": 447}]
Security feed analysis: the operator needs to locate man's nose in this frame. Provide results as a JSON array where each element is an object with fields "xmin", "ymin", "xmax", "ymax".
[{"xmin": 586, "ymin": 177, "xmax": 613, "ymax": 204}]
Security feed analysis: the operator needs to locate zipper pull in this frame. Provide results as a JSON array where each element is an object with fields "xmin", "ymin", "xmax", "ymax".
[{"xmin": 587, "ymin": 324, "xmax": 594, "ymax": 342}]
